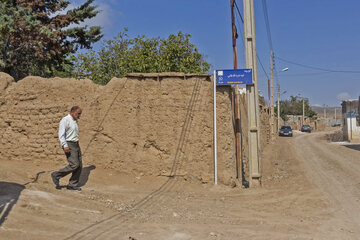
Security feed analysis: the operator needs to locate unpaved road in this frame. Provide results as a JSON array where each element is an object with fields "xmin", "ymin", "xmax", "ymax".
[
  {"xmin": 292, "ymin": 131, "xmax": 360, "ymax": 237},
  {"xmin": 0, "ymin": 130, "xmax": 359, "ymax": 239}
]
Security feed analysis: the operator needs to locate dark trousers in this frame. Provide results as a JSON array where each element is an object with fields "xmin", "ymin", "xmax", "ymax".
[{"xmin": 53, "ymin": 141, "xmax": 82, "ymax": 187}]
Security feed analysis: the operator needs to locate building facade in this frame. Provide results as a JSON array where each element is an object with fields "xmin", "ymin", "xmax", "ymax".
[{"xmin": 342, "ymin": 97, "xmax": 360, "ymax": 141}]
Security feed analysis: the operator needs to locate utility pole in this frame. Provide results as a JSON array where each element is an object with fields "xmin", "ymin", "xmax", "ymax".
[
  {"xmin": 302, "ymin": 97, "xmax": 305, "ymax": 125},
  {"xmin": 335, "ymin": 107, "xmax": 337, "ymax": 122},
  {"xmin": 270, "ymin": 50, "xmax": 274, "ymax": 138},
  {"xmin": 243, "ymin": 0, "xmax": 261, "ymax": 187},
  {"xmin": 231, "ymin": 0, "xmax": 238, "ymax": 68},
  {"xmin": 230, "ymin": 0, "xmax": 242, "ymax": 181},
  {"xmin": 267, "ymin": 79, "xmax": 270, "ymax": 107},
  {"xmin": 277, "ymin": 83, "xmax": 280, "ymax": 130}
]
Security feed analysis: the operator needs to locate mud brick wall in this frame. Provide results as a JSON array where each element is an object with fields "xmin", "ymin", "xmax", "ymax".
[
  {"xmin": 0, "ymin": 105, "xmax": 67, "ymax": 163},
  {"xmin": 0, "ymin": 73, "xmax": 241, "ymax": 185},
  {"xmin": 0, "ymin": 72, "xmax": 272, "ymax": 185}
]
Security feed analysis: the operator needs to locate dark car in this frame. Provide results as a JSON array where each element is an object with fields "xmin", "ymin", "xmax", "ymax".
[
  {"xmin": 279, "ymin": 125, "xmax": 293, "ymax": 137},
  {"xmin": 301, "ymin": 125, "xmax": 312, "ymax": 133}
]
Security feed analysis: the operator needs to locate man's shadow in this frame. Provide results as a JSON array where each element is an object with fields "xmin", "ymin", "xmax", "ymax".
[
  {"xmin": 0, "ymin": 182, "xmax": 25, "ymax": 226},
  {"xmin": 78, "ymin": 165, "xmax": 96, "ymax": 187}
]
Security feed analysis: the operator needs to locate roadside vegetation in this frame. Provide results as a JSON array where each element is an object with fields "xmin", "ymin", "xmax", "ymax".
[
  {"xmin": 325, "ymin": 130, "xmax": 343, "ymax": 142},
  {"xmin": 275, "ymin": 96, "xmax": 317, "ymax": 121},
  {"xmin": 72, "ymin": 30, "xmax": 210, "ymax": 85},
  {"xmin": 0, "ymin": 0, "xmax": 209, "ymax": 84},
  {"xmin": 0, "ymin": 0, "xmax": 102, "ymax": 81}
]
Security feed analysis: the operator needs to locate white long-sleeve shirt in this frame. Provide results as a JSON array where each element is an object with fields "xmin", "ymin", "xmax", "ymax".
[{"xmin": 58, "ymin": 114, "xmax": 79, "ymax": 148}]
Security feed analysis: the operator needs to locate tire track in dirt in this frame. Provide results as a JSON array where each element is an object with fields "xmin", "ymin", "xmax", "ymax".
[
  {"xmin": 88, "ymin": 79, "xmax": 203, "ymax": 240},
  {"xmin": 293, "ymin": 132, "xmax": 360, "ymax": 238},
  {"xmin": 304, "ymin": 135, "xmax": 360, "ymax": 177},
  {"xmin": 64, "ymin": 78, "xmax": 204, "ymax": 240}
]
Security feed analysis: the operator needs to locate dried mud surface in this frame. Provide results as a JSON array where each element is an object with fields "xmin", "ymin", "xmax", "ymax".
[
  {"xmin": 5, "ymin": 73, "xmax": 356, "ymax": 239},
  {"xmin": 1, "ymin": 130, "xmax": 359, "ymax": 239},
  {"xmin": 0, "ymin": 73, "xmax": 240, "ymax": 185}
]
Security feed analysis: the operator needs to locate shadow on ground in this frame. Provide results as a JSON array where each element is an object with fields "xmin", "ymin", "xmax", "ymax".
[
  {"xmin": 78, "ymin": 165, "xmax": 96, "ymax": 187},
  {"xmin": 344, "ymin": 144, "xmax": 360, "ymax": 151},
  {"xmin": 0, "ymin": 182, "xmax": 25, "ymax": 226}
]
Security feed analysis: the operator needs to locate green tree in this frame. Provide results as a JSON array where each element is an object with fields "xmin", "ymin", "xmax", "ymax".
[
  {"xmin": 158, "ymin": 32, "xmax": 209, "ymax": 73},
  {"xmin": 275, "ymin": 95, "xmax": 317, "ymax": 120},
  {"xmin": 0, "ymin": 0, "xmax": 102, "ymax": 81},
  {"xmin": 73, "ymin": 30, "xmax": 210, "ymax": 85}
]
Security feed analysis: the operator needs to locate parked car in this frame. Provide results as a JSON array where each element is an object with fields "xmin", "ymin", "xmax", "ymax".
[
  {"xmin": 301, "ymin": 125, "xmax": 312, "ymax": 133},
  {"xmin": 279, "ymin": 125, "xmax": 293, "ymax": 137},
  {"xmin": 331, "ymin": 121, "xmax": 341, "ymax": 127}
]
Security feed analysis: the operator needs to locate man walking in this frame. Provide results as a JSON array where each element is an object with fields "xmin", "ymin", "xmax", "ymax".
[{"xmin": 51, "ymin": 106, "xmax": 83, "ymax": 191}]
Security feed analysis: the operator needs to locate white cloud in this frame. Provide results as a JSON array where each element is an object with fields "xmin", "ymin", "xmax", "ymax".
[
  {"xmin": 337, "ymin": 92, "xmax": 351, "ymax": 101},
  {"xmin": 59, "ymin": 1, "xmax": 118, "ymax": 30},
  {"xmin": 86, "ymin": 3, "xmax": 116, "ymax": 29},
  {"xmin": 312, "ymin": 104, "xmax": 322, "ymax": 107}
]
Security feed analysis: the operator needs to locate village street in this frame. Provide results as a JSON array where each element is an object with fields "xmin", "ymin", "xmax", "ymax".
[{"xmin": 1, "ymin": 130, "xmax": 359, "ymax": 240}]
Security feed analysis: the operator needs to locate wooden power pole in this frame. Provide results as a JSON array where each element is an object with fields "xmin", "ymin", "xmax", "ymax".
[
  {"xmin": 231, "ymin": 0, "xmax": 238, "ymax": 69},
  {"xmin": 324, "ymin": 104, "xmax": 326, "ymax": 119},
  {"xmin": 302, "ymin": 97, "xmax": 305, "ymax": 125},
  {"xmin": 243, "ymin": 0, "xmax": 261, "ymax": 187},
  {"xmin": 270, "ymin": 50, "xmax": 274, "ymax": 138},
  {"xmin": 230, "ymin": 0, "xmax": 242, "ymax": 181},
  {"xmin": 277, "ymin": 83, "xmax": 280, "ymax": 130}
]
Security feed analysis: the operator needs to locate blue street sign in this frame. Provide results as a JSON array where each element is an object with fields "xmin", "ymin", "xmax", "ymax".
[{"xmin": 216, "ymin": 69, "xmax": 253, "ymax": 85}]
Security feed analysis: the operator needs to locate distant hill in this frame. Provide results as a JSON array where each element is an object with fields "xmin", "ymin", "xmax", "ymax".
[{"xmin": 311, "ymin": 105, "xmax": 342, "ymax": 119}]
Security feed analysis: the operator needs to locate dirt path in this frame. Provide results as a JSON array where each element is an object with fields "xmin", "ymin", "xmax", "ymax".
[
  {"xmin": 1, "ymin": 131, "xmax": 359, "ymax": 239},
  {"xmin": 293, "ymin": 131, "xmax": 360, "ymax": 237}
]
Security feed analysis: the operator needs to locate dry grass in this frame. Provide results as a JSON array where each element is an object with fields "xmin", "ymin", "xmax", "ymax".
[{"xmin": 325, "ymin": 130, "xmax": 344, "ymax": 142}]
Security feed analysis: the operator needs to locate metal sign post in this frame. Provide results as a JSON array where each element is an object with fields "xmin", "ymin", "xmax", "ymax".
[
  {"xmin": 213, "ymin": 69, "xmax": 252, "ymax": 185},
  {"xmin": 213, "ymin": 70, "xmax": 218, "ymax": 185}
]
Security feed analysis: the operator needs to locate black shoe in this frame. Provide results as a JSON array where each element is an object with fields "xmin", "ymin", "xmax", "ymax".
[
  {"xmin": 51, "ymin": 172, "xmax": 60, "ymax": 189},
  {"xmin": 66, "ymin": 186, "xmax": 81, "ymax": 191}
]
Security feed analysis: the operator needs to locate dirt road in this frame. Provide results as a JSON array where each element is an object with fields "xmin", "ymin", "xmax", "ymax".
[
  {"xmin": 292, "ymin": 131, "xmax": 360, "ymax": 238},
  {"xmin": 0, "ymin": 131, "xmax": 359, "ymax": 239}
]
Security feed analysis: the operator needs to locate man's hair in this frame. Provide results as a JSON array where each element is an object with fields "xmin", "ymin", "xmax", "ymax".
[{"xmin": 70, "ymin": 106, "xmax": 81, "ymax": 112}]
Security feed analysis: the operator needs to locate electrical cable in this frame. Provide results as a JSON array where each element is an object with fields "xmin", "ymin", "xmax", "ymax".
[
  {"xmin": 277, "ymin": 56, "xmax": 360, "ymax": 73},
  {"xmin": 261, "ymin": 0, "xmax": 273, "ymax": 50},
  {"xmin": 257, "ymin": 54, "xmax": 270, "ymax": 81},
  {"xmin": 275, "ymin": 72, "xmax": 332, "ymax": 77},
  {"xmin": 234, "ymin": 0, "xmax": 270, "ymax": 81},
  {"xmin": 261, "ymin": 0, "xmax": 280, "ymax": 87},
  {"xmin": 273, "ymin": 52, "xmax": 279, "ymax": 85},
  {"xmin": 63, "ymin": 78, "xmax": 204, "ymax": 239},
  {"xmin": 234, "ymin": 1, "xmax": 243, "ymax": 23},
  {"xmin": 234, "ymin": 4, "xmax": 245, "ymax": 65}
]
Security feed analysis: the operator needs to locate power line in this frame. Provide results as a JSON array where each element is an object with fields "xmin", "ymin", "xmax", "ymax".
[
  {"xmin": 273, "ymin": 53, "xmax": 279, "ymax": 84},
  {"xmin": 257, "ymin": 54, "xmax": 270, "ymax": 81},
  {"xmin": 261, "ymin": 0, "xmax": 279, "ymax": 87},
  {"xmin": 234, "ymin": 3, "xmax": 245, "ymax": 61},
  {"xmin": 233, "ymin": 0, "xmax": 270, "ymax": 81},
  {"xmin": 276, "ymin": 72, "xmax": 332, "ymax": 77},
  {"xmin": 234, "ymin": 1, "xmax": 243, "ymax": 23},
  {"xmin": 261, "ymin": 0, "xmax": 273, "ymax": 50},
  {"xmin": 277, "ymin": 56, "xmax": 360, "ymax": 73}
]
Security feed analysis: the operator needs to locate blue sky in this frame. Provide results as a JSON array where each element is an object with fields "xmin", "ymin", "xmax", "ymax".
[{"xmin": 73, "ymin": 0, "xmax": 360, "ymax": 107}]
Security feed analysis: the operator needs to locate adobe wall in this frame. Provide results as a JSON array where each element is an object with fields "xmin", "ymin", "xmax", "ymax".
[{"xmin": 0, "ymin": 72, "xmax": 239, "ymax": 185}]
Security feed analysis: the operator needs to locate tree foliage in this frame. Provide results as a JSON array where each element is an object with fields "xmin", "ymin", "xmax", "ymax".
[
  {"xmin": 73, "ymin": 30, "xmax": 210, "ymax": 85},
  {"xmin": 275, "ymin": 95, "xmax": 317, "ymax": 121},
  {"xmin": 0, "ymin": 0, "xmax": 102, "ymax": 81}
]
